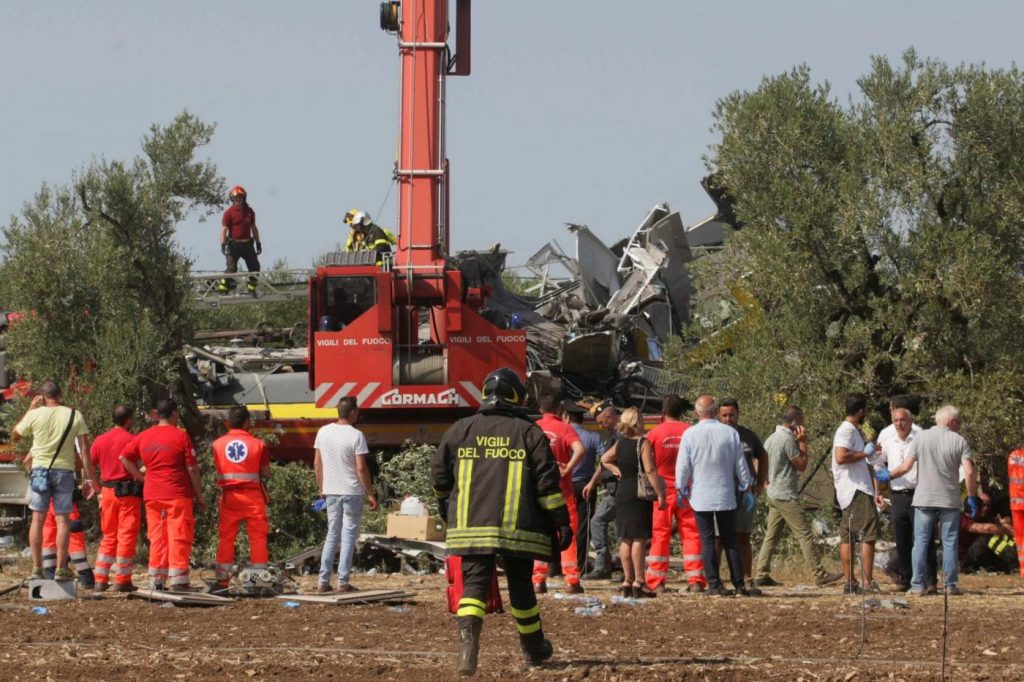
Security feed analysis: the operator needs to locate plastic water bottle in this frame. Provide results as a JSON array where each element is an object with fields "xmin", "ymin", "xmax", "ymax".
[
  {"xmin": 573, "ymin": 605, "xmax": 603, "ymax": 617},
  {"xmin": 611, "ymin": 595, "xmax": 643, "ymax": 606},
  {"xmin": 30, "ymin": 607, "xmax": 48, "ymax": 615},
  {"xmin": 281, "ymin": 601, "xmax": 301, "ymax": 608},
  {"xmin": 400, "ymin": 496, "xmax": 427, "ymax": 516}
]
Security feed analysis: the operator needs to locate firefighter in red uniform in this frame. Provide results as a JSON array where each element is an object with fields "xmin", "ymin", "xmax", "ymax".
[
  {"xmin": 1009, "ymin": 443, "xmax": 1024, "ymax": 577},
  {"xmin": 120, "ymin": 399, "xmax": 206, "ymax": 591},
  {"xmin": 532, "ymin": 393, "xmax": 585, "ymax": 594},
  {"xmin": 211, "ymin": 405, "xmax": 272, "ymax": 589},
  {"xmin": 90, "ymin": 405, "xmax": 142, "ymax": 592},
  {"xmin": 645, "ymin": 395, "xmax": 707, "ymax": 593},
  {"xmin": 218, "ymin": 185, "xmax": 262, "ymax": 294}
]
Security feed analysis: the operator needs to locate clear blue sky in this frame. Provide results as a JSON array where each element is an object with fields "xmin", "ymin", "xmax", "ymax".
[{"xmin": 2, "ymin": 1, "xmax": 1021, "ymax": 272}]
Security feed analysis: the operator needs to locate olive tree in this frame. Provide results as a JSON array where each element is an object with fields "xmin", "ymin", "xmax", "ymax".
[
  {"xmin": 0, "ymin": 111, "xmax": 225, "ymax": 438},
  {"xmin": 678, "ymin": 50, "xmax": 1024, "ymax": 476}
]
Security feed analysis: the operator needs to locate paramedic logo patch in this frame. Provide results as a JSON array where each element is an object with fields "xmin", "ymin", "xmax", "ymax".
[{"xmin": 225, "ymin": 440, "xmax": 249, "ymax": 463}]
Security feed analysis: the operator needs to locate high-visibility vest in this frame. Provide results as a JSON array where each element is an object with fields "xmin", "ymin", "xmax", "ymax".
[{"xmin": 212, "ymin": 429, "xmax": 265, "ymax": 489}]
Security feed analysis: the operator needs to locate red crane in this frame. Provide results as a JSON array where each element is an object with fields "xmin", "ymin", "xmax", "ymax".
[{"xmin": 306, "ymin": 0, "xmax": 525, "ymax": 435}]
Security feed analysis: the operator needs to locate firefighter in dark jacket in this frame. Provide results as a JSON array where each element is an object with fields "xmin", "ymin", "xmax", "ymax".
[
  {"xmin": 343, "ymin": 209, "xmax": 397, "ymax": 263},
  {"xmin": 431, "ymin": 368, "xmax": 572, "ymax": 677}
]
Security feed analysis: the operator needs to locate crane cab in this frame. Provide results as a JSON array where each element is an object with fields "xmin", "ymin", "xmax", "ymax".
[{"xmin": 307, "ymin": 253, "xmax": 525, "ymax": 413}]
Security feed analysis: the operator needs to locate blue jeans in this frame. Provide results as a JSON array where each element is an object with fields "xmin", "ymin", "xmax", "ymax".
[
  {"xmin": 319, "ymin": 495, "xmax": 364, "ymax": 586},
  {"xmin": 912, "ymin": 507, "xmax": 960, "ymax": 589},
  {"xmin": 589, "ymin": 488, "xmax": 617, "ymax": 573},
  {"xmin": 28, "ymin": 468, "xmax": 76, "ymax": 514}
]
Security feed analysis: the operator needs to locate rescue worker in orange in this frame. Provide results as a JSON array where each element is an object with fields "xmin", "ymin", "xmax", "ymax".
[
  {"xmin": 532, "ymin": 393, "xmax": 585, "ymax": 594},
  {"xmin": 90, "ymin": 405, "xmax": 143, "ymax": 592},
  {"xmin": 120, "ymin": 399, "xmax": 207, "ymax": 591},
  {"xmin": 211, "ymin": 405, "xmax": 272, "ymax": 589},
  {"xmin": 219, "ymin": 185, "xmax": 262, "ymax": 295},
  {"xmin": 1009, "ymin": 438, "xmax": 1024, "ymax": 577},
  {"xmin": 644, "ymin": 395, "xmax": 706, "ymax": 593},
  {"xmin": 40, "ymin": 501, "xmax": 95, "ymax": 587}
]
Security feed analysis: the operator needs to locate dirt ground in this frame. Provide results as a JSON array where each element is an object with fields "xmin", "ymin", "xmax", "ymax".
[{"xmin": 0, "ymin": 568, "xmax": 1022, "ymax": 681}]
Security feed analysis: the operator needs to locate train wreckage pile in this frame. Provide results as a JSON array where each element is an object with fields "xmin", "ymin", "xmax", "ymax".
[{"xmin": 453, "ymin": 198, "xmax": 735, "ymax": 409}]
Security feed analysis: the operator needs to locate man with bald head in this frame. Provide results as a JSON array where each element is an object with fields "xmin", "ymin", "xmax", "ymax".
[
  {"xmin": 677, "ymin": 395, "xmax": 756, "ymax": 597},
  {"xmin": 887, "ymin": 405, "xmax": 979, "ymax": 595}
]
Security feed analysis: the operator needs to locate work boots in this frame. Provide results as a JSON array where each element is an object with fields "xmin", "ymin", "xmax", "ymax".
[
  {"xmin": 456, "ymin": 616, "xmax": 483, "ymax": 677},
  {"xmin": 519, "ymin": 630, "xmax": 553, "ymax": 668}
]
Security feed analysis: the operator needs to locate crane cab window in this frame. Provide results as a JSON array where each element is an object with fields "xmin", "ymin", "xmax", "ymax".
[{"xmin": 319, "ymin": 276, "xmax": 376, "ymax": 331}]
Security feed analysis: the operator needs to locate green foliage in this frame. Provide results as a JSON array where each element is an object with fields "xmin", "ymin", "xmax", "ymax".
[
  {"xmin": 501, "ymin": 271, "xmax": 543, "ymax": 297},
  {"xmin": 360, "ymin": 441, "xmax": 437, "ymax": 534},
  {"xmin": 682, "ymin": 51, "xmax": 1024, "ymax": 482},
  {"xmin": 0, "ymin": 111, "xmax": 225, "ymax": 439}
]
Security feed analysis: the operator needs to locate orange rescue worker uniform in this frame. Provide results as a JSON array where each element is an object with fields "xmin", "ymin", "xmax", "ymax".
[
  {"xmin": 212, "ymin": 424, "xmax": 271, "ymax": 583},
  {"xmin": 1009, "ymin": 448, "xmax": 1024, "ymax": 577},
  {"xmin": 121, "ymin": 400, "xmax": 204, "ymax": 590},
  {"xmin": 91, "ymin": 414, "xmax": 141, "ymax": 590},
  {"xmin": 41, "ymin": 500, "xmax": 94, "ymax": 587},
  {"xmin": 645, "ymin": 419, "xmax": 708, "ymax": 590},
  {"xmin": 533, "ymin": 409, "xmax": 583, "ymax": 590}
]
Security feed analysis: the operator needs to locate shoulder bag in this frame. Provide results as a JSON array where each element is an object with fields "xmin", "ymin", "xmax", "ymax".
[
  {"xmin": 635, "ymin": 437, "xmax": 658, "ymax": 502},
  {"xmin": 28, "ymin": 408, "xmax": 77, "ymax": 494}
]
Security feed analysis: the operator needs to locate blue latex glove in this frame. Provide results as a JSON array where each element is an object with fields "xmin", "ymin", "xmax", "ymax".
[
  {"xmin": 874, "ymin": 467, "xmax": 891, "ymax": 484},
  {"xmin": 676, "ymin": 486, "xmax": 690, "ymax": 507},
  {"xmin": 310, "ymin": 498, "xmax": 326, "ymax": 512},
  {"xmin": 741, "ymin": 490, "xmax": 756, "ymax": 513},
  {"xmin": 966, "ymin": 495, "xmax": 980, "ymax": 519},
  {"xmin": 863, "ymin": 442, "xmax": 876, "ymax": 457}
]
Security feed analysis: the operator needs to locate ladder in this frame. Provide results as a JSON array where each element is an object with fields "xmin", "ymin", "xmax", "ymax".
[{"xmin": 190, "ymin": 270, "xmax": 313, "ymax": 310}]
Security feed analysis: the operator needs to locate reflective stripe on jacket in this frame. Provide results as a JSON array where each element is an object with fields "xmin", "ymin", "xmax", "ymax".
[{"xmin": 430, "ymin": 408, "xmax": 569, "ymax": 559}]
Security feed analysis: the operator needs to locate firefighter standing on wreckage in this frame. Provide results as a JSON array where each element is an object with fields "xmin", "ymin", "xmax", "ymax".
[
  {"xmin": 430, "ymin": 368, "xmax": 573, "ymax": 677},
  {"xmin": 218, "ymin": 185, "xmax": 262, "ymax": 294}
]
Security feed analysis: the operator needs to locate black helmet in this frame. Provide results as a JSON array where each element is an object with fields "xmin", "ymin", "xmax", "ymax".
[{"xmin": 480, "ymin": 368, "xmax": 526, "ymax": 408}]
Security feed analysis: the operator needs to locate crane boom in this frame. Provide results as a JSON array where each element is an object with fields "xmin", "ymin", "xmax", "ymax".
[{"xmin": 304, "ymin": 0, "xmax": 525, "ymax": 418}]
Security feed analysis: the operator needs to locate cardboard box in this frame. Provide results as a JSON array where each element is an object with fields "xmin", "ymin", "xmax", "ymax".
[{"xmin": 386, "ymin": 512, "xmax": 446, "ymax": 541}]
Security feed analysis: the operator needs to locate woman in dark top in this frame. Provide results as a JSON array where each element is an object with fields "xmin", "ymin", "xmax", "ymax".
[{"xmin": 601, "ymin": 407, "xmax": 665, "ymax": 597}]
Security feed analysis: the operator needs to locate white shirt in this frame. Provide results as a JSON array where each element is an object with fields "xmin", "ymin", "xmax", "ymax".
[
  {"xmin": 314, "ymin": 423, "xmax": 370, "ymax": 496},
  {"xmin": 831, "ymin": 420, "xmax": 875, "ymax": 509},
  {"xmin": 876, "ymin": 423, "xmax": 921, "ymax": 491}
]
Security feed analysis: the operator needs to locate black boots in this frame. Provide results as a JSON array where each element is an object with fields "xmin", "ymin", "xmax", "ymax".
[
  {"xmin": 457, "ymin": 616, "xmax": 483, "ymax": 676},
  {"xmin": 519, "ymin": 630, "xmax": 554, "ymax": 668}
]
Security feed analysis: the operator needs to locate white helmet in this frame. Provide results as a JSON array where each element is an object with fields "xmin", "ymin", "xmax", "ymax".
[{"xmin": 344, "ymin": 209, "xmax": 371, "ymax": 229}]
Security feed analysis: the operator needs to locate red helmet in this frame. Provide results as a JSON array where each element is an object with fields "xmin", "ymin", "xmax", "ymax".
[{"xmin": 229, "ymin": 185, "xmax": 247, "ymax": 198}]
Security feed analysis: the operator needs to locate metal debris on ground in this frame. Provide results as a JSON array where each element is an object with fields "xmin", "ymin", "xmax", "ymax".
[
  {"xmin": 275, "ymin": 589, "xmax": 416, "ymax": 606},
  {"xmin": 864, "ymin": 597, "xmax": 909, "ymax": 609},
  {"xmin": 128, "ymin": 589, "xmax": 236, "ymax": 607}
]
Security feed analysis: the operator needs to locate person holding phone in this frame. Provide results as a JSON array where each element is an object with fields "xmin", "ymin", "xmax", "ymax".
[
  {"xmin": 753, "ymin": 405, "xmax": 843, "ymax": 587},
  {"xmin": 13, "ymin": 381, "xmax": 94, "ymax": 582}
]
